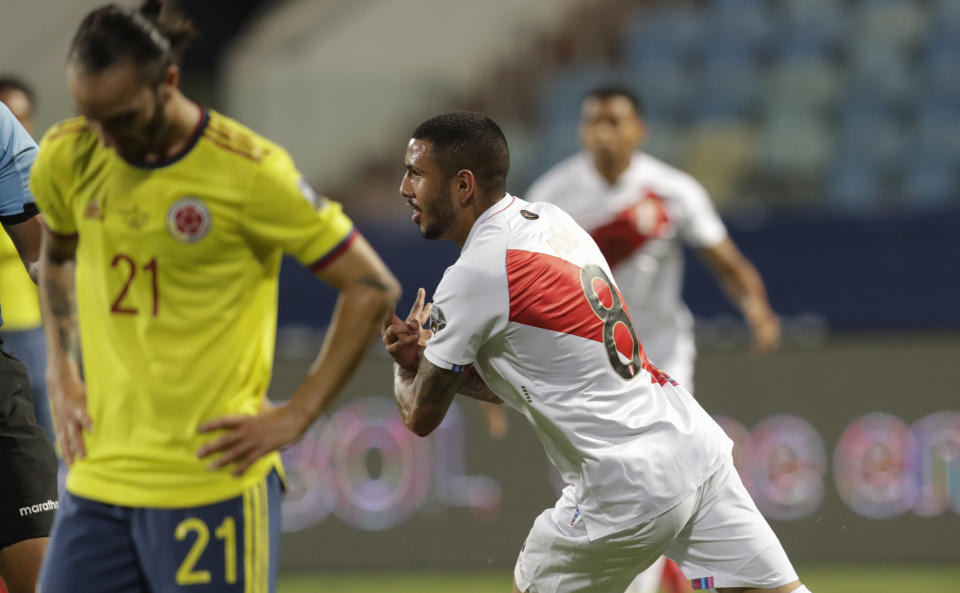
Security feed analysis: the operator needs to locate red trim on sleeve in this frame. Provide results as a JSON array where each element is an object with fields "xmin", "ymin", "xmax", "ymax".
[{"xmin": 309, "ymin": 228, "xmax": 358, "ymax": 273}]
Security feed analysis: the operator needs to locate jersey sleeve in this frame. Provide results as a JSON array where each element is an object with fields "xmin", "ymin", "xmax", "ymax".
[
  {"xmin": 423, "ymin": 238, "xmax": 510, "ymax": 370},
  {"xmin": 28, "ymin": 125, "xmax": 76, "ymax": 235},
  {"xmin": 0, "ymin": 103, "xmax": 38, "ymax": 225},
  {"xmin": 674, "ymin": 175, "xmax": 727, "ymax": 249},
  {"xmin": 241, "ymin": 148, "xmax": 356, "ymax": 269}
]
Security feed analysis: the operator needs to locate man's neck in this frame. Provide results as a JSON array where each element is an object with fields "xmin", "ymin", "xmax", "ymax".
[
  {"xmin": 594, "ymin": 156, "xmax": 632, "ymax": 186},
  {"xmin": 452, "ymin": 191, "xmax": 507, "ymax": 248},
  {"xmin": 148, "ymin": 93, "xmax": 202, "ymax": 163}
]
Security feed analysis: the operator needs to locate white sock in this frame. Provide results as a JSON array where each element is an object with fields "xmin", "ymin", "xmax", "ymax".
[{"xmin": 792, "ymin": 586, "xmax": 812, "ymax": 593}]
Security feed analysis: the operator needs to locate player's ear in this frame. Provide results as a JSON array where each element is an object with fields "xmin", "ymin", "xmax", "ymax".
[
  {"xmin": 160, "ymin": 64, "xmax": 180, "ymax": 95},
  {"xmin": 455, "ymin": 169, "xmax": 476, "ymax": 203}
]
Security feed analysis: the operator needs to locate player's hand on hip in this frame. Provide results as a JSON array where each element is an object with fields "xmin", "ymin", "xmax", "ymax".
[
  {"xmin": 48, "ymin": 373, "xmax": 92, "ymax": 466},
  {"xmin": 382, "ymin": 287, "xmax": 433, "ymax": 372},
  {"xmin": 197, "ymin": 403, "xmax": 309, "ymax": 476}
]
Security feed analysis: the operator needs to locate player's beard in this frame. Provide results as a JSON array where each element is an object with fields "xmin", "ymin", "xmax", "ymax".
[
  {"xmin": 419, "ymin": 186, "xmax": 456, "ymax": 240},
  {"xmin": 116, "ymin": 91, "xmax": 168, "ymax": 164}
]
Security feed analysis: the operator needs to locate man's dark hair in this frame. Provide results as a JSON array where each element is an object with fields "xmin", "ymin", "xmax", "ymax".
[
  {"xmin": 412, "ymin": 111, "xmax": 510, "ymax": 195},
  {"xmin": 583, "ymin": 84, "xmax": 644, "ymax": 117},
  {"xmin": 69, "ymin": 0, "xmax": 197, "ymax": 83},
  {"xmin": 0, "ymin": 76, "xmax": 35, "ymax": 105}
]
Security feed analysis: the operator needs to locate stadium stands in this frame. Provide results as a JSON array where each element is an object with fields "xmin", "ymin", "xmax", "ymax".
[{"xmin": 529, "ymin": 0, "xmax": 960, "ymax": 212}]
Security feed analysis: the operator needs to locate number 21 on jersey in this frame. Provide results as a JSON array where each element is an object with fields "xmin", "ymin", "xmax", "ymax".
[{"xmin": 111, "ymin": 253, "xmax": 159, "ymax": 316}]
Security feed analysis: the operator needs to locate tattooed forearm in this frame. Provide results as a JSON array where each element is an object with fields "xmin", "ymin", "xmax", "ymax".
[
  {"xmin": 44, "ymin": 268, "xmax": 82, "ymax": 367},
  {"xmin": 458, "ymin": 366, "xmax": 502, "ymax": 404},
  {"xmin": 40, "ymin": 229, "xmax": 82, "ymax": 372},
  {"xmin": 392, "ymin": 362, "xmax": 458, "ymax": 437}
]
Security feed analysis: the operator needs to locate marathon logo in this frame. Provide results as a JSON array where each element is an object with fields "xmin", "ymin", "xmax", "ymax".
[{"xmin": 19, "ymin": 499, "xmax": 58, "ymax": 517}]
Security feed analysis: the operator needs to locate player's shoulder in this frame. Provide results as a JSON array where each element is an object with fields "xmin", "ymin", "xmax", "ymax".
[
  {"xmin": 41, "ymin": 116, "xmax": 93, "ymax": 145},
  {"xmin": 634, "ymin": 152, "xmax": 709, "ymax": 200},
  {"xmin": 202, "ymin": 110, "xmax": 286, "ymax": 168},
  {"xmin": 501, "ymin": 197, "xmax": 586, "ymax": 250},
  {"xmin": 35, "ymin": 117, "xmax": 99, "ymax": 172},
  {"xmin": 508, "ymin": 197, "xmax": 571, "ymax": 227}
]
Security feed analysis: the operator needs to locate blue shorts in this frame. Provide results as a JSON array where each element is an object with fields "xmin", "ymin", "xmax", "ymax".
[{"xmin": 40, "ymin": 470, "xmax": 282, "ymax": 593}]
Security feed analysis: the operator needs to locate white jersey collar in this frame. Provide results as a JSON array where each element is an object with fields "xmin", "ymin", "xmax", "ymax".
[{"xmin": 462, "ymin": 193, "xmax": 514, "ymax": 249}]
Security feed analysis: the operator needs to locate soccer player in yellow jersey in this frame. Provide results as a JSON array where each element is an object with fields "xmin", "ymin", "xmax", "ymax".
[{"xmin": 31, "ymin": 2, "xmax": 400, "ymax": 592}]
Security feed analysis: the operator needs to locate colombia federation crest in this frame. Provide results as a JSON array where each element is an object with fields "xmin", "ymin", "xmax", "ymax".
[{"xmin": 166, "ymin": 197, "xmax": 211, "ymax": 243}]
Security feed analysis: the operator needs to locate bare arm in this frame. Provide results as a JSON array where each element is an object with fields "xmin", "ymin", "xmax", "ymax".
[
  {"xmin": 699, "ymin": 236, "xmax": 780, "ymax": 353},
  {"xmin": 383, "ymin": 288, "xmax": 502, "ymax": 420},
  {"xmin": 39, "ymin": 228, "xmax": 81, "ymax": 378},
  {"xmin": 393, "ymin": 359, "xmax": 461, "ymax": 437},
  {"xmin": 461, "ymin": 364, "xmax": 503, "ymax": 404},
  {"xmin": 291, "ymin": 234, "xmax": 401, "ymax": 420},
  {"xmin": 38, "ymin": 228, "xmax": 89, "ymax": 464},
  {"xmin": 3, "ymin": 215, "xmax": 42, "ymax": 282}
]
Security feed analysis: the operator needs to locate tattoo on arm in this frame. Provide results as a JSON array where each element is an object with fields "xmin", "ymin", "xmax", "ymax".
[
  {"xmin": 458, "ymin": 366, "xmax": 503, "ymax": 404},
  {"xmin": 45, "ymin": 271, "xmax": 82, "ymax": 367},
  {"xmin": 41, "ymin": 232, "xmax": 81, "ymax": 369},
  {"xmin": 357, "ymin": 274, "xmax": 392, "ymax": 292},
  {"xmin": 393, "ymin": 361, "xmax": 459, "ymax": 435}
]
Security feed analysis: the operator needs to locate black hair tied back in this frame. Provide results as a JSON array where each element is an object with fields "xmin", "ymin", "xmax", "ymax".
[
  {"xmin": 69, "ymin": 0, "xmax": 198, "ymax": 76},
  {"xmin": 140, "ymin": 0, "xmax": 197, "ymax": 61}
]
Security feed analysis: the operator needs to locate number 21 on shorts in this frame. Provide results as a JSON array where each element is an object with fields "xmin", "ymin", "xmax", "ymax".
[{"xmin": 174, "ymin": 516, "xmax": 236, "ymax": 586}]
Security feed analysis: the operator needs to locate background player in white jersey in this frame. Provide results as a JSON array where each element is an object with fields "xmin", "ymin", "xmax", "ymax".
[
  {"xmin": 527, "ymin": 85, "xmax": 779, "ymax": 393},
  {"xmin": 383, "ymin": 111, "xmax": 809, "ymax": 593}
]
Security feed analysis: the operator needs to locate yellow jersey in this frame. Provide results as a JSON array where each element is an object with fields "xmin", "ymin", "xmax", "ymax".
[
  {"xmin": 0, "ymin": 233, "xmax": 41, "ymax": 330},
  {"xmin": 30, "ymin": 109, "xmax": 356, "ymax": 507}
]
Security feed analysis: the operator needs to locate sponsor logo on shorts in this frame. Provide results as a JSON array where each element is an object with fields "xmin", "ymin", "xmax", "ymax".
[{"xmin": 19, "ymin": 499, "xmax": 58, "ymax": 517}]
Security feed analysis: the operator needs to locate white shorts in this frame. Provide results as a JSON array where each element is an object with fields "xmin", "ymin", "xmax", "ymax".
[{"xmin": 514, "ymin": 461, "xmax": 798, "ymax": 593}]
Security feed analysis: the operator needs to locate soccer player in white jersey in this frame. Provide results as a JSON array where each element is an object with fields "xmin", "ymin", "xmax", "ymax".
[
  {"xmin": 383, "ymin": 112, "xmax": 810, "ymax": 593},
  {"xmin": 527, "ymin": 85, "xmax": 779, "ymax": 393},
  {"xmin": 527, "ymin": 86, "xmax": 781, "ymax": 593}
]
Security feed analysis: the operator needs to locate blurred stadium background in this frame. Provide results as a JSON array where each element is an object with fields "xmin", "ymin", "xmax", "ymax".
[{"xmin": 4, "ymin": 0, "xmax": 960, "ymax": 591}]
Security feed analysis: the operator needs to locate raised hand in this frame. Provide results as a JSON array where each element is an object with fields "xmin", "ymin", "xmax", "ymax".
[{"xmin": 382, "ymin": 287, "xmax": 433, "ymax": 372}]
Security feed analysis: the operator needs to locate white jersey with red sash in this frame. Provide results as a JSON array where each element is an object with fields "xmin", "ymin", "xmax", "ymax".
[
  {"xmin": 423, "ymin": 194, "xmax": 732, "ymax": 540},
  {"xmin": 527, "ymin": 152, "xmax": 727, "ymax": 389}
]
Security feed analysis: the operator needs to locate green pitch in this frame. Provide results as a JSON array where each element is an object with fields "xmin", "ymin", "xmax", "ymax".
[{"xmin": 278, "ymin": 564, "xmax": 960, "ymax": 593}]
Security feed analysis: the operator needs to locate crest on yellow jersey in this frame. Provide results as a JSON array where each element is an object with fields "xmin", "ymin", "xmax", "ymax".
[{"xmin": 166, "ymin": 197, "xmax": 211, "ymax": 243}]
